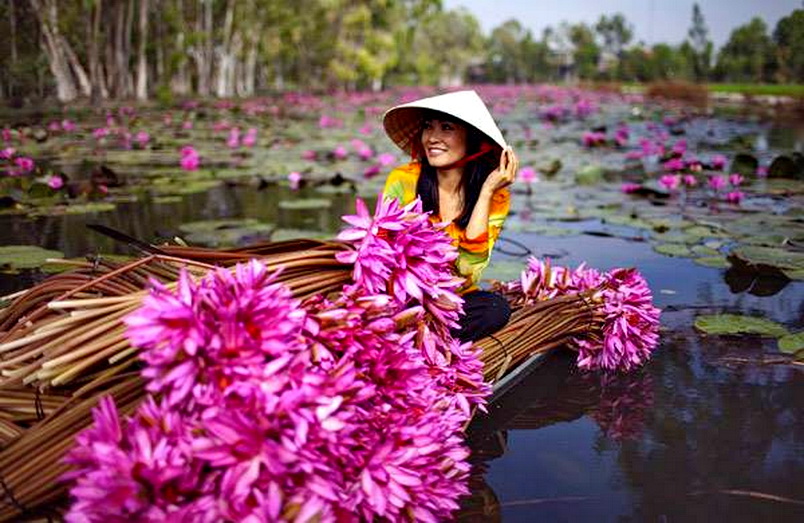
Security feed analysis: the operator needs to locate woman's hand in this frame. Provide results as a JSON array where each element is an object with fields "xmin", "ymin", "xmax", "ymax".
[{"xmin": 482, "ymin": 146, "xmax": 518, "ymax": 196}]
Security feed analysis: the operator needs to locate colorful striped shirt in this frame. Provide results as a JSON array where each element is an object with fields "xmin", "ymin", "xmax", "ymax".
[{"xmin": 382, "ymin": 161, "xmax": 510, "ymax": 293}]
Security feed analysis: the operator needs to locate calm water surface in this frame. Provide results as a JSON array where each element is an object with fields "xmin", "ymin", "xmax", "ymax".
[{"xmin": 2, "ymin": 163, "xmax": 803, "ymax": 522}]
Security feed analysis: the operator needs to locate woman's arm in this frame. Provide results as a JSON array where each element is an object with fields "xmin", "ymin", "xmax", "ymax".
[{"xmin": 465, "ymin": 146, "xmax": 518, "ymax": 239}]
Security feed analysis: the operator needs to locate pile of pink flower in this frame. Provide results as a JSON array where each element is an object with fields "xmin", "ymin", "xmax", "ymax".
[
  {"xmin": 64, "ymin": 197, "xmax": 490, "ymax": 522},
  {"xmin": 507, "ymin": 257, "xmax": 661, "ymax": 372}
]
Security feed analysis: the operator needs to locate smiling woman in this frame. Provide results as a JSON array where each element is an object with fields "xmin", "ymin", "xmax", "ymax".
[{"xmin": 381, "ymin": 90, "xmax": 519, "ymax": 342}]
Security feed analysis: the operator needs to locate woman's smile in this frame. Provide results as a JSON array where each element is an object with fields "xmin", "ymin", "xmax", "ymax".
[{"xmin": 421, "ymin": 118, "xmax": 468, "ymax": 168}]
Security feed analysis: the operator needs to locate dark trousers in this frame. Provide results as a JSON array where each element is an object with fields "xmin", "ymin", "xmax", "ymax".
[{"xmin": 452, "ymin": 290, "xmax": 512, "ymax": 343}]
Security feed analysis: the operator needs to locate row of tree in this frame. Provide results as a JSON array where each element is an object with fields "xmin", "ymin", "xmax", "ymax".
[{"xmin": 1, "ymin": 1, "xmax": 802, "ymax": 103}]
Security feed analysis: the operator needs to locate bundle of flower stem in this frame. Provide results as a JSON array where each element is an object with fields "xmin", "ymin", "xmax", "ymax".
[{"xmin": 0, "ymin": 241, "xmax": 353, "ymax": 391}]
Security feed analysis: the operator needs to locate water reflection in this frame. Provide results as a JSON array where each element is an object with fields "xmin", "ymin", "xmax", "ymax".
[{"xmin": 459, "ymin": 317, "xmax": 804, "ymax": 522}]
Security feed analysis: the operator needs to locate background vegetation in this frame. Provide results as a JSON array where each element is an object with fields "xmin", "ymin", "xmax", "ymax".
[{"xmin": 0, "ymin": 0, "xmax": 802, "ymax": 104}]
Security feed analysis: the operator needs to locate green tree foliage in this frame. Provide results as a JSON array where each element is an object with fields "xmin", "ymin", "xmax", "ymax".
[
  {"xmin": 715, "ymin": 17, "xmax": 774, "ymax": 83},
  {"xmin": 773, "ymin": 9, "xmax": 804, "ymax": 82},
  {"xmin": 686, "ymin": 3, "xmax": 713, "ymax": 80},
  {"xmin": 411, "ymin": 7, "xmax": 483, "ymax": 86}
]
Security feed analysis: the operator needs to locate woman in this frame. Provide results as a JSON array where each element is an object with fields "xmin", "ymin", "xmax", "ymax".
[{"xmin": 382, "ymin": 90, "xmax": 518, "ymax": 342}]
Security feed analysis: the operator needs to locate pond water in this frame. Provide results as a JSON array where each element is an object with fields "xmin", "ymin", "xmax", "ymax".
[{"xmin": 1, "ymin": 88, "xmax": 803, "ymax": 520}]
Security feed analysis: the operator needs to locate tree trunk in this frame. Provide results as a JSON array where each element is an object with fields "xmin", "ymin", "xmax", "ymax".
[
  {"xmin": 9, "ymin": 0, "xmax": 18, "ymax": 65},
  {"xmin": 29, "ymin": 0, "xmax": 79, "ymax": 101},
  {"xmin": 136, "ymin": 0, "xmax": 149, "ymax": 100},
  {"xmin": 88, "ymin": 0, "xmax": 103, "ymax": 104}
]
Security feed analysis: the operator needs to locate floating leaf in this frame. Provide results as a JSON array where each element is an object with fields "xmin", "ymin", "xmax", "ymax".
[
  {"xmin": 729, "ymin": 245, "xmax": 804, "ymax": 272},
  {"xmin": 575, "ymin": 164, "xmax": 605, "ymax": 185},
  {"xmin": 690, "ymin": 245, "xmax": 720, "ymax": 257},
  {"xmin": 694, "ymin": 314, "xmax": 789, "ymax": 337},
  {"xmin": 482, "ymin": 259, "xmax": 526, "ymax": 282},
  {"xmin": 693, "ymin": 256, "xmax": 730, "ymax": 268},
  {"xmin": 178, "ymin": 219, "xmax": 274, "ymax": 247},
  {"xmin": 278, "ymin": 198, "xmax": 333, "ymax": 210},
  {"xmin": 654, "ymin": 243, "xmax": 695, "ymax": 257},
  {"xmin": 778, "ymin": 332, "xmax": 804, "ymax": 355},
  {"xmin": 781, "ymin": 269, "xmax": 804, "ymax": 281},
  {"xmin": 0, "ymin": 245, "xmax": 64, "ymax": 272},
  {"xmin": 270, "ymin": 228, "xmax": 332, "ymax": 242},
  {"xmin": 768, "ymin": 155, "xmax": 804, "ymax": 180},
  {"xmin": 730, "ymin": 153, "xmax": 758, "ymax": 177}
]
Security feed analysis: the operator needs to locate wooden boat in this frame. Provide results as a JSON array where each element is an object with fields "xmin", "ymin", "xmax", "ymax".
[{"xmin": 0, "ymin": 238, "xmax": 598, "ymax": 520}]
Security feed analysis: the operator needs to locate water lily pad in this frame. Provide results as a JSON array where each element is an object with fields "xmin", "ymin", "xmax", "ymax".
[
  {"xmin": 781, "ymin": 269, "xmax": 804, "ymax": 281},
  {"xmin": 768, "ymin": 154, "xmax": 804, "ymax": 180},
  {"xmin": 270, "ymin": 228, "xmax": 332, "ymax": 242},
  {"xmin": 0, "ymin": 245, "xmax": 64, "ymax": 272},
  {"xmin": 730, "ymin": 153, "xmax": 758, "ymax": 177},
  {"xmin": 694, "ymin": 314, "xmax": 789, "ymax": 337},
  {"xmin": 61, "ymin": 202, "xmax": 117, "ymax": 215},
  {"xmin": 690, "ymin": 245, "xmax": 720, "ymax": 257},
  {"xmin": 178, "ymin": 219, "xmax": 275, "ymax": 247},
  {"xmin": 778, "ymin": 332, "xmax": 804, "ymax": 355},
  {"xmin": 693, "ymin": 256, "xmax": 730, "ymax": 269},
  {"xmin": 278, "ymin": 198, "xmax": 333, "ymax": 210},
  {"xmin": 482, "ymin": 259, "xmax": 525, "ymax": 282},
  {"xmin": 575, "ymin": 165, "xmax": 605, "ymax": 185},
  {"xmin": 654, "ymin": 243, "xmax": 694, "ymax": 257},
  {"xmin": 729, "ymin": 245, "xmax": 804, "ymax": 272}
]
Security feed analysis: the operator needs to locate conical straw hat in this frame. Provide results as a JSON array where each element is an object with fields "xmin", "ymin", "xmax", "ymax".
[{"xmin": 383, "ymin": 90, "xmax": 507, "ymax": 159}]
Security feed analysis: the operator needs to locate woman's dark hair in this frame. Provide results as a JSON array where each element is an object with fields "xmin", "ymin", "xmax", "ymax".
[{"xmin": 414, "ymin": 111, "xmax": 497, "ymax": 229}]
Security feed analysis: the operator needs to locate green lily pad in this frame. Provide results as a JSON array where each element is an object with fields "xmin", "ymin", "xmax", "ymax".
[
  {"xmin": 61, "ymin": 202, "xmax": 117, "ymax": 215},
  {"xmin": 781, "ymin": 269, "xmax": 804, "ymax": 281},
  {"xmin": 0, "ymin": 245, "xmax": 65, "ymax": 272},
  {"xmin": 575, "ymin": 165, "xmax": 605, "ymax": 185},
  {"xmin": 778, "ymin": 332, "xmax": 804, "ymax": 355},
  {"xmin": 270, "ymin": 228, "xmax": 332, "ymax": 242},
  {"xmin": 768, "ymin": 154, "xmax": 804, "ymax": 180},
  {"xmin": 178, "ymin": 219, "xmax": 275, "ymax": 248},
  {"xmin": 482, "ymin": 259, "xmax": 525, "ymax": 283},
  {"xmin": 694, "ymin": 314, "xmax": 789, "ymax": 338},
  {"xmin": 277, "ymin": 198, "xmax": 333, "ymax": 210},
  {"xmin": 690, "ymin": 245, "xmax": 720, "ymax": 257},
  {"xmin": 693, "ymin": 256, "xmax": 730, "ymax": 269},
  {"xmin": 729, "ymin": 245, "xmax": 804, "ymax": 272},
  {"xmin": 654, "ymin": 243, "xmax": 694, "ymax": 257},
  {"xmin": 730, "ymin": 153, "xmax": 758, "ymax": 177}
]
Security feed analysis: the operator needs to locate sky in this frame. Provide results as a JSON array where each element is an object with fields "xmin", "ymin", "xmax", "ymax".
[{"xmin": 442, "ymin": 0, "xmax": 803, "ymax": 49}]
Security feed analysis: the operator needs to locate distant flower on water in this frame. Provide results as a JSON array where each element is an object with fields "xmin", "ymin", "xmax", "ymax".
[
  {"xmin": 708, "ymin": 175, "xmax": 727, "ymax": 191},
  {"xmin": 725, "ymin": 190, "xmax": 744, "ymax": 204},
  {"xmin": 0, "ymin": 147, "xmax": 14, "ymax": 160},
  {"xmin": 682, "ymin": 174, "xmax": 698, "ymax": 187},
  {"xmin": 756, "ymin": 165, "xmax": 768, "ymax": 177},
  {"xmin": 332, "ymin": 145, "xmax": 348, "ymax": 160},
  {"xmin": 659, "ymin": 174, "xmax": 681, "ymax": 191},
  {"xmin": 47, "ymin": 175, "xmax": 64, "ymax": 190},
  {"xmin": 519, "ymin": 166, "xmax": 538, "ymax": 184},
  {"xmin": 582, "ymin": 131, "xmax": 607, "ymax": 148},
  {"xmin": 302, "ymin": 149, "xmax": 317, "ymax": 161},
  {"xmin": 180, "ymin": 146, "xmax": 200, "ymax": 171},
  {"xmin": 662, "ymin": 158, "xmax": 685, "ymax": 172},
  {"xmin": 226, "ymin": 127, "xmax": 240, "ymax": 149},
  {"xmin": 135, "ymin": 131, "xmax": 150, "ymax": 148},
  {"xmin": 377, "ymin": 153, "xmax": 395, "ymax": 167},
  {"xmin": 362, "ymin": 164, "xmax": 381, "ymax": 178},
  {"xmin": 288, "ymin": 171, "xmax": 302, "ymax": 190},
  {"xmin": 710, "ymin": 154, "xmax": 728, "ymax": 171},
  {"xmin": 242, "ymin": 128, "xmax": 258, "ymax": 147},
  {"xmin": 621, "ymin": 182, "xmax": 642, "ymax": 194},
  {"xmin": 728, "ymin": 173, "xmax": 743, "ymax": 186},
  {"xmin": 14, "ymin": 156, "xmax": 34, "ymax": 173}
]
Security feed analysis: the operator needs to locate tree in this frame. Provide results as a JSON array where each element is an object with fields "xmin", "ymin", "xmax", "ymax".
[
  {"xmin": 595, "ymin": 13, "xmax": 632, "ymax": 74},
  {"xmin": 773, "ymin": 8, "xmax": 804, "ymax": 82},
  {"xmin": 686, "ymin": 3, "xmax": 713, "ymax": 81},
  {"xmin": 715, "ymin": 17, "xmax": 773, "ymax": 83},
  {"xmin": 569, "ymin": 23, "xmax": 600, "ymax": 80},
  {"xmin": 412, "ymin": 7, "xmax": 483, "ymax": 86}
]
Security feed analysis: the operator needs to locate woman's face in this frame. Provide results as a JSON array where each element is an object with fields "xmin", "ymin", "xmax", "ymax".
[{"xmin": 421, "ymin": 117, "xmax": 468, "ymax": 169}]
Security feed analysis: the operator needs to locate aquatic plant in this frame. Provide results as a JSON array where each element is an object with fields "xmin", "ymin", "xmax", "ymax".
[{"xmin": 510, "ymin": 258, "xmax": 661, "ymax": 372}]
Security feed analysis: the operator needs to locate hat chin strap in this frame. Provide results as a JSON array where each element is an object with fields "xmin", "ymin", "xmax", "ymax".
[{"xmin": 417, "ymin": 141, "xmax": 496, "ymax": 171}]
